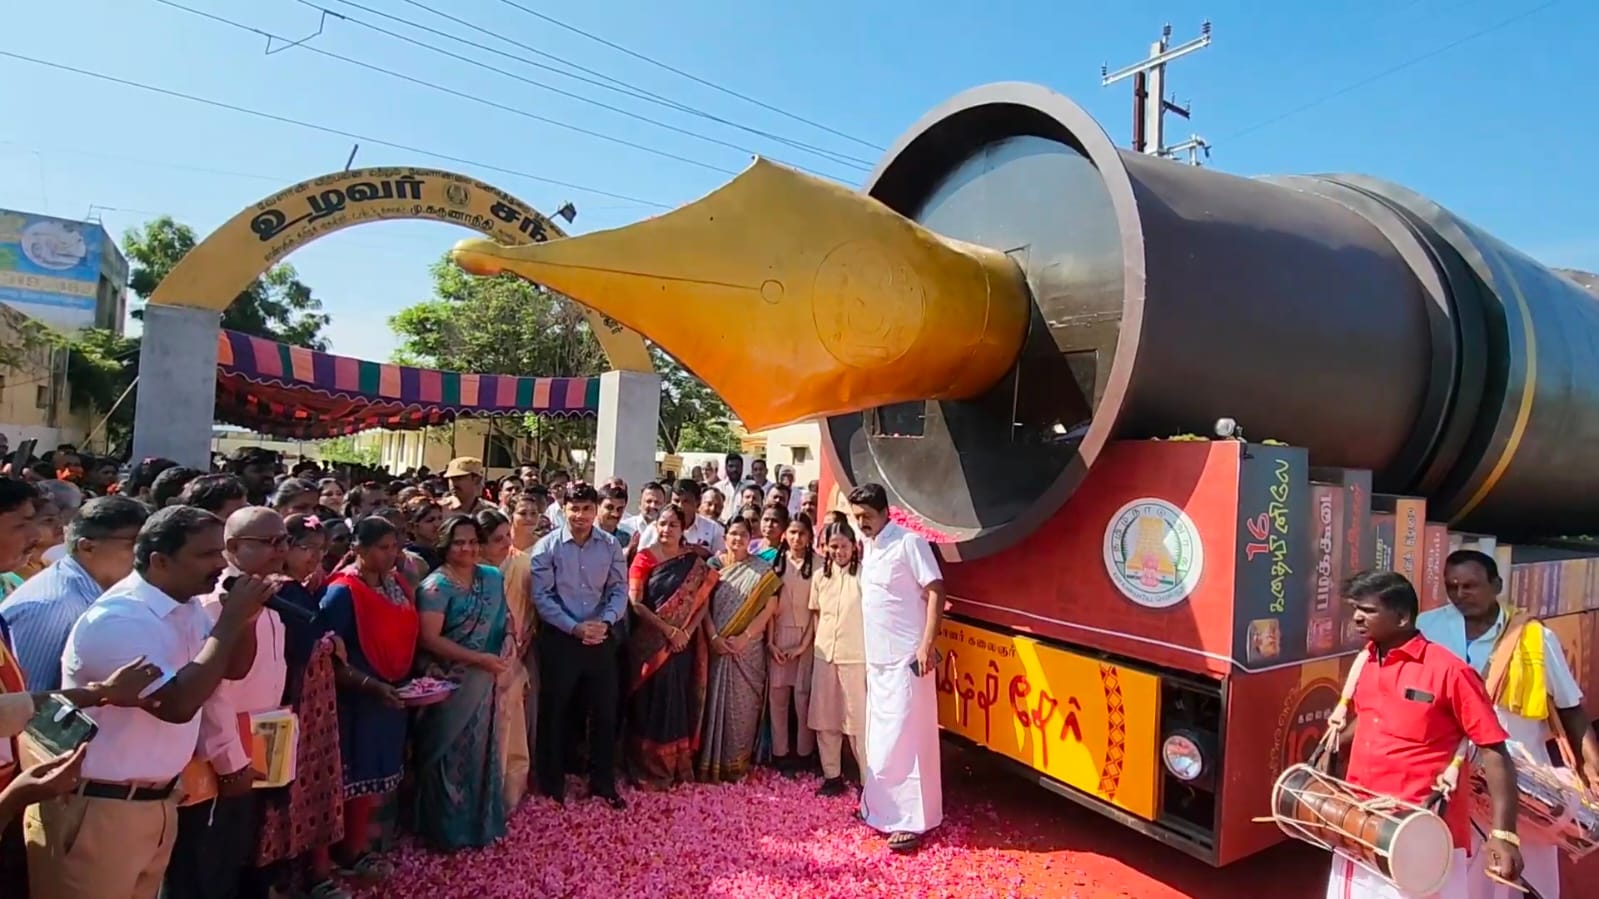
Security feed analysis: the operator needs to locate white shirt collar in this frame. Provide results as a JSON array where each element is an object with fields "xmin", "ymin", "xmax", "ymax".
[
  {"xmin": 124, "ymin": 573, "xmax": 188, "ymax": 619},
  {"xmin": 865, "ymin": 521, "xmax": 903, "ymax": 548}
]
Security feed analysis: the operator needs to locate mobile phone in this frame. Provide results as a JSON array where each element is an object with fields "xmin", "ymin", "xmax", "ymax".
[
  {"xmin": 8, "ymin": 439, "xmax": 36, "ymax": 474},
  {"xmin": 24, "ymin": 695, "xmax": 98, "ymax": 757}
]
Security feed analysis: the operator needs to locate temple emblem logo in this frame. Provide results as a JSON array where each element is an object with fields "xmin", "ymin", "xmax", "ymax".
[{"xmin": 1103, "ymin": 499, "xmax": 1203, "ymax": 608}]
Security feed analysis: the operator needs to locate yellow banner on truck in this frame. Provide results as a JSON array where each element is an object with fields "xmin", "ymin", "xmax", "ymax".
[{"xmin": 934, "ymin": 619, "xmax": 1161, "ymax": 820}]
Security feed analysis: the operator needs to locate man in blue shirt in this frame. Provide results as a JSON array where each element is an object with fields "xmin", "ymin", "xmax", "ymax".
[
  {"xmin": 0, "ymin": 496, "xmax": 149, "ymax": 690},
  {"xmin": 531, "ymin": 482, "xmax": 629, "ymax": 808}
]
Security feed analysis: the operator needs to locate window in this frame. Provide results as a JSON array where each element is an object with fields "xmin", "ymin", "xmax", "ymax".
[
  {"xmin": 790, "ymin": 446, "xmax": 810, "ymax": 465},
  {"xmin": 35, "ymin": 385, "xmax": 49, "ymax": 408}
]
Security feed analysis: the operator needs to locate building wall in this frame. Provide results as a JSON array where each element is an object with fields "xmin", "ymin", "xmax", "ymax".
[
  {"xmin": 743, "ymin": 421, "xmax": 823, "ymax": 486},
  {"xmin": 0, "ymin": 304, "xmax": 95, "ymax": 451}
]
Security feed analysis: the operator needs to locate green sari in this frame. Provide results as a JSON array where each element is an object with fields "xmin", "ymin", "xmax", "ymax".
[
  {"xmin": 413, "ymin": 564, "xmax": 509, "ymax": 850},
  {"xmin": 695, "ymin": 555, "xmax": 781, "ymax": 783}
]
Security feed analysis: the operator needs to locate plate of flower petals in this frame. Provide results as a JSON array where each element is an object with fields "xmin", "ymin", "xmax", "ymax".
[{"xmin": 396, "ymin": 677, "xmax": 457, "ymax": 707}]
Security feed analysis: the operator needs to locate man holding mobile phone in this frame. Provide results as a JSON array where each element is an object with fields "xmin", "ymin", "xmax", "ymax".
[
  {"xmin": 25, "ymin": 506, "xmax": 277, "ymax": 899},
  {"xmin": 848, "ymin": 483, "xmax": 945, "ymax": 855}
]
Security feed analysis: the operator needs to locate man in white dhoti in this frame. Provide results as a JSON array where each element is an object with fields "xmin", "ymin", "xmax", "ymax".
[
  {"xmin": 848, "ymin": 483, "xmax": 944, "ymax": 853},
  {"xmin": 1418, "ymin": 550, "xmax": 1599, "ymax": 899}
]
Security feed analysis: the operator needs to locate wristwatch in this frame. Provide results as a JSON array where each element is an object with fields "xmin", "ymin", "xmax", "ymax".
[{"xmin": 1489, "ymin": 829, "xmax": 1521, "ymax": 847}]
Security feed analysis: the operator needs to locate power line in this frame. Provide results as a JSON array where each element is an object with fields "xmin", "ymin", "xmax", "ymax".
[
  {"xmin": 1225, "ymin": 0, "xmax": 1563, "ymax": 141},
  {"xmin": 284, "ymin": 0, "xmax": 866, "ymax": 179},
  {"xmin": 152, "ymin": 0, "xmax": 750, "ymax": 178},
  {"xmin": 491, "ymin": 0, "xmax": 882, "ymax": 153},
  {"xmin": 0, "ymin": 50, "xmax": 673, "ymax": 208},
  {"xmin": 350, "ymin": 0, "xmax": 875, "ymax": 169}
]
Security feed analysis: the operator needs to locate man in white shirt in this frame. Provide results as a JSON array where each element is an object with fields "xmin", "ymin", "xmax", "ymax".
[
  {"xmin": 748, "ymin": 458, "xmax": 772, "ymax": 494},
  {"xmin": 1417, "ymin": 549, "xmax": 1599, "ymax": 899},
  {"xmin": 544, "ymin": 469, "xmax": 571, "ymax": 530},
  {"xmin": 167, "ymin": 507, "xmax": 292, "ymax": 899},
  {"xmin": 638, "ymin": 480, "xmax": 724, "ymax": 555},
  {"xmin": 620, "ymin": 481, "xmax": 667, "ymax": 536},
  {"xmin": 25, "ymin": 506, "xmax": 276, "ymax": 899},
  {"xmin": 848, "ymin": 482, "xmax": 944, "ymax": 853},
  {"xmin": 710, "ymin": 453, "xmax": 744, "ymax": 509}
]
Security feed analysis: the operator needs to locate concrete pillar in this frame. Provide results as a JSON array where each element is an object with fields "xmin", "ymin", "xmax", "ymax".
[
  {"xmin": 131, "ymin": 304, "xmax": 220, "ymax": 469},
  {"xmin": 593, "ymin": 370, "xmax": 661, "ymax": 512}
]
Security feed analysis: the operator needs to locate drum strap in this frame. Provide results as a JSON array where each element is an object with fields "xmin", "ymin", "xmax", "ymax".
[
  {"xmin": 1312, "ymin": 648, "xmax": 1371, "ymax": 769},
  {"xmin": 1483, "ymin": 611, "xmax": 1532, "ymax": 704}
]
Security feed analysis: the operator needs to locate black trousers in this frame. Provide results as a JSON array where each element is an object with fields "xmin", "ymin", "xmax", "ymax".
[
  {"xmin": 164, "ymin": 793, "xmax": 258, "ymax": 899},
  {"xmin": 537, "ymin": 627, "xmax": 619, "ymax": 797}
]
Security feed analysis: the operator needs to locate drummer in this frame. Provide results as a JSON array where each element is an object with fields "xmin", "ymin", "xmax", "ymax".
[
  {"xmin": 1332, "ymin": 570, "xmax": 1523, "ymax": 899},
  {"xmin": 1419, "ymin": 550, "xmax": 1599, "ymax": 899}
]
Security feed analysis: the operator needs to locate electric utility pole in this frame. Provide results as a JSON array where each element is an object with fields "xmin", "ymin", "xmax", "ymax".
[{"xmin": 1101, "ymin": 22, "xmax": 1213, "ymax": 165}]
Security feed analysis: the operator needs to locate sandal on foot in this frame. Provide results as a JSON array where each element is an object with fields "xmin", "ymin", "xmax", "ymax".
[
  {"xmin": 816, "ymin": 777, "xmax": 846, "ymax": 797},
  {"xmin": 303, "ymin": 880, "xmax": 354, "ymax": 899},
  {"xmin": 336, "ymin": 852, "xmax": 393, "ymax": 883},
  {"xmin": 888, "ymin": 832, "xmax": 921, "ymax": 853}
]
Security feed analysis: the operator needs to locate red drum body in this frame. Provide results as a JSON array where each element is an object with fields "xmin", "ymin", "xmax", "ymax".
[{"xmin": 1269, "ymin": 764, "xmax": 1453, "ymax": 896}]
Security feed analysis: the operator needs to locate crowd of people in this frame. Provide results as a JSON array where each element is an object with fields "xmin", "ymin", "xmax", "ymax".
[{"xmin": 0, "ymin": 446, "xmax": 949, "ymax": 899}]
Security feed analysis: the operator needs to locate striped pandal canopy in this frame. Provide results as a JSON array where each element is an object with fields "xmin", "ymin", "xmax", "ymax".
[{"xmin": 214, "ymin": 329, "xmax": 599, "ymax": 439}]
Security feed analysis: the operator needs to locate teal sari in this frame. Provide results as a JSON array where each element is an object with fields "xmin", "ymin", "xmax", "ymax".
[{"xmin": 414, "ymin": 564, "xmax": 509, "ymax": 850}]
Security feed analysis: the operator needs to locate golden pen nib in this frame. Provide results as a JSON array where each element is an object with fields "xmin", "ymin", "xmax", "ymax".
[{"xmin": 451, "ymin": 158, "xmax": 1031, "ymax": 431}]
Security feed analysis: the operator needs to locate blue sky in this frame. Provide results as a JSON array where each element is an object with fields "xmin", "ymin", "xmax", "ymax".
[{"xmin": 3, "ymin": 0, "xmax": 1592, "ymax": 362}]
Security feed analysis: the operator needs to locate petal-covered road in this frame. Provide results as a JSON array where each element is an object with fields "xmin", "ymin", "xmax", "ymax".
[{"xmin": 359, "ymin": 745, "xmax": 1328, "ymax": 898}]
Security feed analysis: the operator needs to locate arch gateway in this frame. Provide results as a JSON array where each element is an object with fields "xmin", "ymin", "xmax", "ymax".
[{"xmin": 132, "ymin": 167, "xmax": 662, "ymax": 495}]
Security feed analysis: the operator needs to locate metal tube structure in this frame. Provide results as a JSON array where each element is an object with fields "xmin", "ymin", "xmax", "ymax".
[{"xmin": 825, "ymin": 83, "xmax": 1599, "ymax": 558}]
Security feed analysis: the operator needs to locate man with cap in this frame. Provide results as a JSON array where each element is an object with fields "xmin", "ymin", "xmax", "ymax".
[{"xmin": 442, "ymin": 457, "xmax": 488, "ymax": 515}]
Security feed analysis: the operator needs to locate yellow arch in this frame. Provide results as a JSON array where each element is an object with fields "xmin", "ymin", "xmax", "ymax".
[{"xmin": 147, "ymin": 166, "xmax": 653, "ymax": 372}]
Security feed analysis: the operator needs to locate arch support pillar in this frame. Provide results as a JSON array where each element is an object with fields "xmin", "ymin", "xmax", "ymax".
[
  {"xmin": 131, "ymin": 304, "xmax": 220, "ymax": 469},
  {"xmin": 593, "ymin": 370, "xmax": 660, "ymax": 510}
]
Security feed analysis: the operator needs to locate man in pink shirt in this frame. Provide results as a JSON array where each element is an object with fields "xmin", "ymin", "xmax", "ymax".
[{"xmin": 166, "ymin": 506, "xmax": 290, "ymax": 899}]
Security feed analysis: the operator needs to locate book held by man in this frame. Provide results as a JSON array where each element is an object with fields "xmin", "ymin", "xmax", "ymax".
[{"xmin": 238, "ymin": 706, "xmax": 298, "ymax": 789}]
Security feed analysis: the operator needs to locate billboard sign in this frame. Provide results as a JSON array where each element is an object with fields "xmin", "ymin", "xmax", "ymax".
[{"xmin": 0, "ymin": 210, "xmax": 105, "ymax": 322}]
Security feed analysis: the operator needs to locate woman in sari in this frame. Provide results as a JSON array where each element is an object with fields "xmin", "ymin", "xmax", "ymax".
[
  {"xmin": 506, "ymin": 494, "xmax": 549, "ymax": 780},
  {"xmin": 255, "ymin": 513, "xmax": 349, "ymax": 899},
  {"xmin": 400, "ymin": 496, "xmax": 444, "ymax": 583},
  {"xmin": 320, "ymin": 516, "xmax": 417, "ymax": 883},
  {"xmin": 413, "ymin": 515, "xmax": 510, "ymax": 850},
  {"xmin": 476, "ymin": 507, "xmax": 532, "ymax": 810},
  {"xmin": 696, "ymin": 518, "xmax": 782, "ymax": 783},
  {"xmin": 626, "ymin": 506, "xmax": 717, "ymax": 788}
]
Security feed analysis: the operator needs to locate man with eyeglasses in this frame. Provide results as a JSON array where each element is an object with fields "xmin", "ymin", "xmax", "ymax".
[
  {"xmin": 0, "ymin": 496, "xmax": 150, "ymax": 690},
  {"xmin": 166, "ymin": 507, "xmax": 293, "ymax": 899}
]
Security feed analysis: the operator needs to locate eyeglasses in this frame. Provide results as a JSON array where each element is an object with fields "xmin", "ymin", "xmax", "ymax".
[{"xmin": 236, "ymin": 534, "xmax": 291, "ymax": 548}]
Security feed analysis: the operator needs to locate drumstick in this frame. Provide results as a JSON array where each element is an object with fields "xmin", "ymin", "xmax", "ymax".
[
  {"xmin": 1469, "ymin": 821, "xmax": 1542, "ymax": 899},
  {"xmin": 1484, "ymin": 869, "xmax": 1529, "ymax": 894}
]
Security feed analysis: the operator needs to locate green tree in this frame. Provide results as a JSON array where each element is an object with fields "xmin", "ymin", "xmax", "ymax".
[
  {"xmin": 316, "ymin": 436, "xmax": 382, "ymax": 468},
  {"xmin": 124, "ymin": 216, "xmax": 331, "ymax": 348},
  {"xmin": 652, "ymin": 346, "xmax": 739, "ymax": 454},
  {"xmin": 58, "ymin": 327, "xmax": 140, "ymax": 448},
  {"xmin": 390, "ymin": 257, "xmax": 738, "ymax": 462}
]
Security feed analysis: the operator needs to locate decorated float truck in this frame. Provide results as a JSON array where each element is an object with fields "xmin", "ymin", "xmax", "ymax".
[{"xmin": 449, "ymin": 82, "xmax": 1599, "ymax": 873}]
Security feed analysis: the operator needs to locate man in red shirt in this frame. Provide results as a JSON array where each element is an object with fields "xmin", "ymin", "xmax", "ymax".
[{"xmin": 1330, "ymin": 570, "xmax": 1523, "ymax": 899}]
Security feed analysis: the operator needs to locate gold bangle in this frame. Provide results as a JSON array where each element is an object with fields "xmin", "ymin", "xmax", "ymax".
[{"xmin": 1489, "ymin": 829, "xmax": 1521, "ymax": 847}]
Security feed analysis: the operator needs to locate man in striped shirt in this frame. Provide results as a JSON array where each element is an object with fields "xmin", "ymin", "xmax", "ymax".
[{"xmin": 0, "ymin": 496, "xmax": 149, "ymax": 689}]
